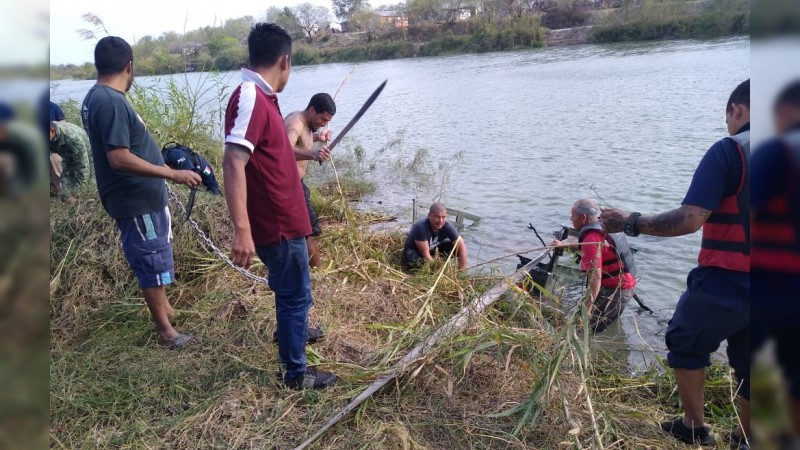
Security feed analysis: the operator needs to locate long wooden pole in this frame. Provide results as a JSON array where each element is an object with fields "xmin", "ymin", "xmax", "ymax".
[{"xmin": 294, "ymin": 248, "xmax": 551, "ymax": 450}]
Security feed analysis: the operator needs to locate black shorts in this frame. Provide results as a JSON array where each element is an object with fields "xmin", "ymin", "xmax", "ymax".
[
  {"xmin": 665, "ymin": 276, "xmax": 750, "ymax": 399},
  {"xmin": 753, "ymin": 299, "xmax": 800, "ymax": 400},
  {"xmin": 301, "ymin": 181, "xmax": 321, "ymax": 237}
]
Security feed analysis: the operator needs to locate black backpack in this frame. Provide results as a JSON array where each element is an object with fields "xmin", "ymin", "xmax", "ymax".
[{"xmin": 161, "ymin": 142, "xmax": 204, "ymax": 172}]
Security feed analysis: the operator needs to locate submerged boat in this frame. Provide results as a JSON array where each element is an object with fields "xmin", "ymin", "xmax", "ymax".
[{"xmin": 516, "ymin": 226, "xmax": 572, "ymax": 295}]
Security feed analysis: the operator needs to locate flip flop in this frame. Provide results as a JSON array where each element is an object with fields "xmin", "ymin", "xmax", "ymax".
[{"xmin": 160, "ymin": 334, "xmax": 195, "ymax": 350}]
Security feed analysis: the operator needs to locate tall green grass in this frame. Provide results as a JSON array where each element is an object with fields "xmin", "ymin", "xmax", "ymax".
[{"xmin": 593, "ymin": 0, "xmax": 750, "ymax": 42}]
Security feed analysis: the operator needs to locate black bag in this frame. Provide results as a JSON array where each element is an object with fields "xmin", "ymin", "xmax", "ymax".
[{"xmin": 161, "ymin": 142, "xmax": 203, "ymax": 171}]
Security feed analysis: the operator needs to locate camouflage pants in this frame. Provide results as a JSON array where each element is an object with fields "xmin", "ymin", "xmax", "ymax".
[{"xmin": 52, "ymin": 151, "xmax": 89, "ymax": 201}]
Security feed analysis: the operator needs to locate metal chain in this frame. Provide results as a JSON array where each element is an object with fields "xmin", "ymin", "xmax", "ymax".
[{"xmin": 167, "ymin": 185, "xmax": 269, "ymax": 284}]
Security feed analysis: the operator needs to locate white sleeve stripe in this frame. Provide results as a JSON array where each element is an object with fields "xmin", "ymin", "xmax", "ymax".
[
  {"xmin": 225, "ymin": 136, "xmax": 254, "ymax": 153},
  {"xmin": 229, "ymin": 82, "xmax": 256, "ymax": 147}
]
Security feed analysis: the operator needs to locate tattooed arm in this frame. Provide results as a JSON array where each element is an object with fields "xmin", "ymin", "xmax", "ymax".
[
  {"xmin": 600, "ymin": 205, "xmax": 712, "ymax": 237},
  {"xmin": 636, "ymin": 205, "xmax": 712, "ymax": 236}
]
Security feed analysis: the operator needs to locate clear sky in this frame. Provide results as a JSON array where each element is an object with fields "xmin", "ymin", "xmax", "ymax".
[
  {"xmin": 2, "ymin": 0, "xmax": 48, "ymax": 65},
  {"xmin": 50, "ymin": 0, "xmax": 333, "ymax": 66}
]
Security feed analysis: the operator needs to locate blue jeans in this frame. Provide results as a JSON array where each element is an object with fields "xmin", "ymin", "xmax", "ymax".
[{"xmin": 256, "ymin": 238, "xmax": 313, "ymax": 381}]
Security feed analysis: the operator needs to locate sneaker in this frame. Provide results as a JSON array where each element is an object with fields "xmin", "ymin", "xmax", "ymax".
[
  {"xmin": 661, "ymin": 418, "xmax": 716, "ymax": 446},
  {"xmin": 727, "ymin": 431, "xmax": 749, "ymax": 450},
  {"xmin": 285, "ymin": 368, "xmax": 337, "ymax": 390},
  {"xmin": 273, "ymin": 327, "xmax": 324, "ymax": 345}
]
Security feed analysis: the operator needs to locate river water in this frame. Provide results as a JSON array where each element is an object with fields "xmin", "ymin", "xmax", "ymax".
[{"xmin": 51, "ymin": 36, "xmax": 750, "ymax": 365}]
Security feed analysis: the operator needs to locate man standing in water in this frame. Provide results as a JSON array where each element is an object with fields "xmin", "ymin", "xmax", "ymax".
[
  {"xmin": 553, "ymin": 198, "xmax": 637, "ymax": 333},
  {"xmin": 601, "ymin": 79, "xmax": 750, "ymax": 448},
  {"xmin": 222, "ymin": 23, "xmax": 336, "ymax": 390},
  {"xmin": 284, "ymin": 93, "xmax": 335, "ymax": 268},
  {"xmin": 81, "ymin": 36, "xmax": 201, "ymax": 349}
]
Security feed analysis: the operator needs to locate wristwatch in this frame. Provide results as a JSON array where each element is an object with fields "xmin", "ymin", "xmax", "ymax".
[{"xmin": 624, "ymin": 212, "xmax": 641, "ymax": 237}]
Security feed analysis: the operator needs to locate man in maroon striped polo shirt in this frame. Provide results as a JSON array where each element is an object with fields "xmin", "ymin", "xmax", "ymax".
[{"xmin": 222, "ymin": 23, "xmax": 336, "ymax": 390}]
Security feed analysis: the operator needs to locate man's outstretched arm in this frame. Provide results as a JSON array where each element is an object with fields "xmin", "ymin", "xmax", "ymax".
[{"xmin": 600, "ymin": 204, "xmax": 712, "ymax": 237}]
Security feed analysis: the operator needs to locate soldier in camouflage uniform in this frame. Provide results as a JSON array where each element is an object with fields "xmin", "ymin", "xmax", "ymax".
[{"xmin": 49, "ymin": 120, "xmax": 91, "ymax": 203}]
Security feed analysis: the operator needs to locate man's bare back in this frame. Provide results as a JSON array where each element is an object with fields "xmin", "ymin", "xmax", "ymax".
[{"xmin": 285, "ymin": 111, "xmax": 315, "ymax": 179}]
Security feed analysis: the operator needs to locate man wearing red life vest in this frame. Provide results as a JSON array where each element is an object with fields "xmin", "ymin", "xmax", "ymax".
[
  {"xmin": 553, "ymin": 198, "xmax": 637, "ymax": 333},
  {"xmin": 751, "ymin": 80, "xmax": 800, "ymax": 449},
  {"xmin": 601, "ymin": 79, "xmax": 750, "ymax": 448}
]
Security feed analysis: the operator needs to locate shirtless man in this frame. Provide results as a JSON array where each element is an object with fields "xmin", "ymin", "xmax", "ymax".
[{"xmin": 284, "ymin": 93, "xmax": 336, "ymax": 268}]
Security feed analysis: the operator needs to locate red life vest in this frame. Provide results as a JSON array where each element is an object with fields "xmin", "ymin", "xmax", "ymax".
[
  {"xmin": 578, "ymin": 222, "xmax": 638, "ymax": 287},
  {"xmin": 698, "ymin": 131, "xmax": 750, "ymax": 272},
  {"xmin": 751, "ymin": 131, "xmax": 800, "ymax": 273}
]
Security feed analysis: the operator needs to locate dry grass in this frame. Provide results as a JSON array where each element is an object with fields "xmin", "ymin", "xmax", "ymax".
[{"xmin": 50, "ymin": 180, "xmax": 741, "ymax": 450}]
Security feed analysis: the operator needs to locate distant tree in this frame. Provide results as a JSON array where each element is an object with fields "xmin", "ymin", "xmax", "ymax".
[
  {"xmin": 157, "ymin": 31, "xmax": 182, "ymax": 48},
  {"xmin": 375, "ymin": 3, "xmax": 407, "ymax": 12},
  {"xmin": 207, "ymin": 35, "xmax": 240, "ymax": 57},
  {"xmin": 223, "ymin": 16, "xmax": 254, "ymax": 42},
  {"xmin": 407, "ymin": 0, "xmax": 447, "ymax": 23},
  {"xmin": 214, "ymin": 47, "xmax": 247, "ymax": 71},
  {"xmin": 503, "ymin": 0, "xmax": 527, "ymax": 19},
  {"xmin": 266, "ymin": 6, "xmax": 304, "ymax": 37},
  {"xmin": 332, "ymin": 0, "xmax": 370, "ymax": 19},
  {"xmin": 348, "ymin": 9, "xmax": 381, "ymax": 30},
  {"xmin": 292, "ymin": 3, "xmax": 332, "ymax": 36}
]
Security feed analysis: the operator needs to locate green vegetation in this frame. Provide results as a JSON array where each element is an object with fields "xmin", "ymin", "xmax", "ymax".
[
  {"xmin": 592, "ymin": 0, "xmax": 750, "ymax": 42},
  {"xmin": 3, "ymin": 201, "xmax": 48, "ymax": 450},
  {"xmin": 293, "ymin": 40, "xmax": 416, "ymax": 65},
  {"xmin": 50, "ymin": 182, "xmax": 742, "ymax": 449},
  {"xmin": 51, "ymin": 16, "xmax": 255, "ymax": 80},
  {"xmin": 420, "ymin": 19, "xmax": 544, "ymax": 56},
  {"xmin": 49, "ymin": 74, "xmax": 743, "ymax": 449},
  {"xmin": 50, "ymin": 0, "xmax": 749, "ymax": 81}
]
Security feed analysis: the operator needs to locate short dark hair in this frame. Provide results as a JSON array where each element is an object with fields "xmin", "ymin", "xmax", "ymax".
[
  {"xmin": 247, "ymin": 23, "xmax": 292, "ymax": 68},
  {"xmin": 774, "ymin": 79, "xmax": 800, "ymax": 111},
  {"xmin": 307, "ymin": 93, "xmax": 336, "ymax": 115},
  {"xmin": 429, "ymin": 203, "xmax": 446, "ymax": 214},
  {"xmin": 726, "ymin": 79, "xmax": 750, "ymax": 114},
  {"xmin": 94, "ymin": 36, "xmax": 133, "ymax": 76}
]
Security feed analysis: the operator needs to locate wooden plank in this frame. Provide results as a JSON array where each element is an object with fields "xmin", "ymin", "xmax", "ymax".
[
  {"xmin": 413, "ymin": 201, "xmax": 481, "ymax": 226},
  {"xmin": 293, "ymin": 247, "xmax": 550, "ymax": 450}
]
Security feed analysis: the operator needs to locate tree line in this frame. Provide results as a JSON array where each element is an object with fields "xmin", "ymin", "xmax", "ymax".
[{"xmin": 50, "ymin": 0, "xmax": 747, "ymax": 81}]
